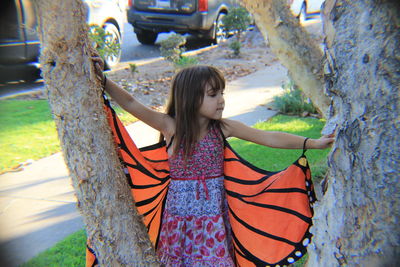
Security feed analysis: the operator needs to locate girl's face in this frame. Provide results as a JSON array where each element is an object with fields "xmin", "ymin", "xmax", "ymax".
[{"xmin": 198, "ymin": 84, "xmax": 225, "ymax": 121}]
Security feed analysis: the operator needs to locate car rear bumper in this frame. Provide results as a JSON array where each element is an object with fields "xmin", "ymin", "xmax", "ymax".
[
  {"xmin": 0, "ymin": 62, "xmax": 41, "ymax": 82},
  {"xmin": 127, "ymin": 9, "xmax": 215, "ymax": 34}
]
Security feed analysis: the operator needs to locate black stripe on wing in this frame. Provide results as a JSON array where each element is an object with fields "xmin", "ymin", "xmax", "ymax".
[
  {"xmin": 227, "ymin": 187, "xmax": 308, "ymax": 199},
  {"xmin": 154, "ymin": 191, "xmax": 168, "ymax": 249},
  {"xmin": 224, "ymin": 140, "xmax": 311, "ymax": 178},
  {"xmin": 124, "ymin": 162, "xmax": 168, "ymax": 182},
  {"xmin": 223, "ymin": 140, "xmax": 277, "ymax": 176},
  {"xmin": 136, "ymin": 183, "xmax": 170, "ymax": 207},
  {"xmin": 227, "ymin": 189, "xmax": 312, "ymax": 224},
  {"xmin": 231, "ymin": 229, "xmax": 268, "ymax": 266},
  {"xmin": 231, "ymin": 227, "xmax": 311, "ymax": 267},
  {"xmin": 224, "ymin": 173, "xmax": 280, "ymax": 185},
  {"xmin": 143, "ymin": 157, "xmax": 168, "ymax": 163},
  {"xmin": 229, "ymin": 206, "xmax": 300, "ymax": 246}
]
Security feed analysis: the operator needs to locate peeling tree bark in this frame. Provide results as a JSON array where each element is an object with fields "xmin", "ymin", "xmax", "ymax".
[
  {"xmin": 34, "ymin": 0, "xmax": 158, "ymax": 265},
  {"xmin": 243, "ymin": 0, "xmax": 400, "ymax": 266},
  {"xmin": 307, "ymin": 1, "xmax": 400, "ymax": 266},
  {"xmin": 240, "ymin": 0, "xmax": 331, "ymax": 116}
]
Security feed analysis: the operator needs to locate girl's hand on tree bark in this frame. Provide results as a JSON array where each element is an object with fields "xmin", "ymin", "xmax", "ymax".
[
  {"xmin": 91, "ymin": 55, "xmax": 105, "ymax": 85},
  {"xmin": 313, "ymin": 134, "xmax": 335, "ymax": 149}
]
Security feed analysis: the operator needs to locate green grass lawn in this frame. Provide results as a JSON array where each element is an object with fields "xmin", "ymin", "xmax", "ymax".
[
  {"xmin": 21, "ymin": 115, "xmax": 328, "ymax": 266},
  {"xmin": 0, "ymin": 99, "xmax": 136, "ymax": 173},
  {"xmin": 20, "ymin": 229, "xmax": 87, "ymax": 267},
  {"xmin": 0, "ymin": 100, "xmax": 59, "ymax": 173},
  {"xmin": 229, "ymin": 115, "xmax": 330, "ymax": 182}
]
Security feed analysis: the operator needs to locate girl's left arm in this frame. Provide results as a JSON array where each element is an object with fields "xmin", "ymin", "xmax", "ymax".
[{"xmin": 221, "ymin": 119, "xmax": 334, "ymax": 150}]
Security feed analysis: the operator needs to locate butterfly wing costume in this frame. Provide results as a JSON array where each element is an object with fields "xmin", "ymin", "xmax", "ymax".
[{"xmin": 86, "ymin": 98, "xmax": 316, "ymax": 267}]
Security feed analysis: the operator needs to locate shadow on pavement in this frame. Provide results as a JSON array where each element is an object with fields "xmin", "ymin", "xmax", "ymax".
[{"xmin": 0, "ymin": 213, "xmax": 83, "ymax": 267}]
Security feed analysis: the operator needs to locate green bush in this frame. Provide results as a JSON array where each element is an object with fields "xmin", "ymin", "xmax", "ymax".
[
  {"xmin": 229, "ymin": 40, "xmax": 241, "ymax": 56},
  {"xmin": 222, "ymin": 6, "xmax": 252, "ymax": 40},
  {"xmin": 222, "ymin": 6, "xmax": 251, "ymax": 55},
  {"xmin": 88, "ymin": 25, "xmax": 120, "ymax": 62},
  {"xmin": 129, "ymin": 63, "xmax": 139, "ymax": 77},
  {"xmin": 159, "ymin": 34, "xmax": 186, "ymax": 63},
  {"xmin": 273, "ymin": 80, "xmax": 317, "ymax": 115},
  {"xmin": 174, "ymin": 55, "xmax": 199, "ymax": 69}
]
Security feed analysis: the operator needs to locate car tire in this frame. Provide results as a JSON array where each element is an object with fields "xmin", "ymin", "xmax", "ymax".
[
  {"xmin": 298, "ymin": 2, "xmax": 307, "ymax": 23},
  {"xmin": 210, "ymin": 13, "xmax": 226, "ymax": 45},
  {"xmin": 136, "ymin": 30, "xmax": 158, "ymax": 45},
  {"xmin": 23, "ymin": 67, "xmax": 41, "ymax": 83},
  {"xmin": 103, "ymin": 23, "xmax": 122, "ymax": 68}
]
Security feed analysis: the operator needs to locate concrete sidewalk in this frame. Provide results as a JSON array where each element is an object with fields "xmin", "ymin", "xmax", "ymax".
[{"xmin": 0, "ymin": 62, "xmax": 287, "ymax": 266}]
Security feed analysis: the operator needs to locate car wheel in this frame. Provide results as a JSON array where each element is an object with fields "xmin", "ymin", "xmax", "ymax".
[
  {"xmin": 23, "ymin": 67, "xmax": 41, "ymax": 83},
  {"xmin": 103, "ymin": 23, "xmax": 122, "ymax": 68},
  {"xmin": 214, "ymin": 13, "xmax": 226, "ymax": 44},
  {"xmin": 136, "ymin": 30, "xmax": 158, "ymax": 45},
  {"xmin": 298, "ymin": 2, "xmax": 307, "ymax": 23},
  {"xmin": 211, "ymin": 13, "xmax": 226, "ymax": 44}
]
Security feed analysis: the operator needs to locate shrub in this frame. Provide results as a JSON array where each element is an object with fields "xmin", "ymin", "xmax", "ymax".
[
  {"xmin": 229, "ymin": 41, "xmax": 241, "ymax": 56},
  {"xmin": 88, "ymin": 25, "xmax": 120, "ymax": 62},
  {"xmin": 129, "ymin": 63, "xmax": 138, "ymax": 76},
  {"xmin": 223, "ymin": 6, "xmax": 251, "ymax": 39},
  {"xmin": 159, "ymin": 34, "xmax": 186, "ymax": 63},
  {"xmin": 273, "ymin": 80, "xmax": 317, "ymax": 115},
  {"xmin": 222, "ymin": 6, "xmax": 251, "ymax": 55},
  {"xmin": 174, "ymin": 56, "xmax": 198, "ymax": 69}
]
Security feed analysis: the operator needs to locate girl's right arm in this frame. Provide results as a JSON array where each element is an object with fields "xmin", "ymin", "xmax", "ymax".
[
  {"xmin": 222, "ymin": 118, "xmax": 334, "ymax": 150},
  {"xmin": 93, "ymin": 57, "xmax": 174, "ymax": 137}
]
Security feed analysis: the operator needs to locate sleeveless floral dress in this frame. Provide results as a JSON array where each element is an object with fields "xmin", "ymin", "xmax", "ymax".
[{"xmin": 157, "ymin": 126, "xmax": 234, "ymax": 266}]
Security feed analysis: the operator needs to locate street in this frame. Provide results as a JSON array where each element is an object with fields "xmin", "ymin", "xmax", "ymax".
[{"xmin": 0, "ymin": 22, "xmax": 212, "ymax": 98}]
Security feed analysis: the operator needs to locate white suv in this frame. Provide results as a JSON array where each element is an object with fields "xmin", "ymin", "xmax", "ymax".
[{"xmin": 289, "ymin": 0, "xmax": 325, "ymax": 22}]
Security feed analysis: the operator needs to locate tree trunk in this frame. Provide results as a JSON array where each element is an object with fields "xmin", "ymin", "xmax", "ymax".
[
  {"xmin": 307, "ymin": 1, "xmax": 400, "ymax": 266},
  {"xmin": 241, "ymin": 0, "xmax": 331, "ymax": 116},
  {"xmin": 242, "ymin": 0, "xmax": 400, "ymax": 266},
  {"xmin": 34, "ymin": 0, "xmax": 158, "ymax": 265}
]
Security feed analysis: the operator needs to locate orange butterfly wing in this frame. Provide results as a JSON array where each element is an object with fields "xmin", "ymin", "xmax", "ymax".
[
  {"xmin": 224, "ymin": 141, "xmax": 315, "ymax": 266},
  {"xmin": 86, "ymin": 99, "xmax": 170, "ymax": 267}
]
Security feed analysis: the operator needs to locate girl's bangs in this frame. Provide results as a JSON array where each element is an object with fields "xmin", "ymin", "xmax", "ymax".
[{"xmin": 205, "ymin": 68, "xmax": 225, "ymax": 93}]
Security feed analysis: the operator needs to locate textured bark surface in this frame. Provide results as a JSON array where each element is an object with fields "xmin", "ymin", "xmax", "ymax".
[
  {"xmin": 307, "ymin": 0, "xmax": 400, "ymax": 266},
  {"xmin": 34, "ymin": 0, "xmax": 159, "ymax": 265},
  {"xmin": 241, "ymin": 0, "xmax": 400, "ymax": 265},
  {"xmin": 241, "ymin": 0, "xmax": 331, "ymax": 116}
]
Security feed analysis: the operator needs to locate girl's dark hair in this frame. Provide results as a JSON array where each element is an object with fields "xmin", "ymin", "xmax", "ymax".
[{"xmin": 161, "ymin": 65, "xmax": 225, "ymax": 159}]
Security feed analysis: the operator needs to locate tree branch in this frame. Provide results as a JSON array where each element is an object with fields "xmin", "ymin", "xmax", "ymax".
[{"xmin": 241, "ymin": 0, "xmax": 331, "ymax": 116}]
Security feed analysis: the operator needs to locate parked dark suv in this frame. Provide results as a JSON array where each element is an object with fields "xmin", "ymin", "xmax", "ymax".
[{"xmin": 127, "ymin": 0, "xmax": 238, "ymax": 45}]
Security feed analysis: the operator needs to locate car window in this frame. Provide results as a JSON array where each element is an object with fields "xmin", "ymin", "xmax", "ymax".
[
  {"xmin": 21, "ymin": 0, "xmax": 38, "ymax": 41},
  {"xmin": 0, "ymin": 0, "xmax": 21, "ymax": 41}
]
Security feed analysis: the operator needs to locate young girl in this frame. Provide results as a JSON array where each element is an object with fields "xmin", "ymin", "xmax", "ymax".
[{"xmin": 93, "ymin": 58, "xmax": 333, "ymax": 266}]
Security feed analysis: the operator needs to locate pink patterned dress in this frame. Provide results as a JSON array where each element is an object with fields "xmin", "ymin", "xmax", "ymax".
[{"xmin": 157, "ymin": 126, "xmax": 234, "ymax": 266}]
